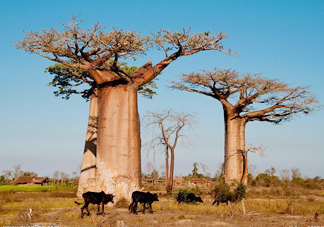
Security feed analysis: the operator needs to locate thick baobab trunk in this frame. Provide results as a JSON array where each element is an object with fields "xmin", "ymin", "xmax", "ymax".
[
  {"xmin": 77, "ymin": 90, "xmax": 99, "ymax": 198},
  {"xmin": 224, "ymin": 116, "xmax": 245, "ymax": 184},
  {"xmin": 95, "ymin": 84, "xmax": 141, "ymax": 202}
]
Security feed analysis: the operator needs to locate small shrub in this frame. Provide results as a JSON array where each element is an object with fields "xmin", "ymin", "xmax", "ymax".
[
  {"xmin": 138, "ymin": 216, "xmax": 145, "ymax": 222},
  {"xmin": 282, "ymin": 186, "xmax": 294, "ymax": 196},
  {"xmin": 178, "ymin": 214, "xmax": 185, "ymax": 219},
  {"xmin": 114, "ymin": 197, "xmax": 129, "ymax": 208},
  {"xmin": 306, "ymin": 196, "xmax": 315, "ymax": 202}
]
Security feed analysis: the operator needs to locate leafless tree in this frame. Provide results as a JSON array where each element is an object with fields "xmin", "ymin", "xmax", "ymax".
[
  {"xmin": 172, "ymin": 68, "xmax": 321, "ymax": 185},
  {"xmin": 2, "ymin": 170, "xmax": 12, "ymax": 181},
  {"xmin": 291, "ymin": 167, "xmax": 302, "ymax": 179},
  {"xmin": 280, "ymin": 169, "xmax": 291, "ymax": 185},
  {"xmin": 143, "ymin": 109, "xmax": 196, "ymax": 193},
  {"xmin": 16, "ymin": 16, "xmax": 233, "ymax": 201},
  {"xmin": 13, "ymin": 165, "xmax": 23, "ymax": 180},
  {"xmin": 199, "ymin": 163, "xmax": 209, "ymax": 175},
  {"xmin": 52, "ymin": 171, "xmax": 60, "ymax": 181},
  {"xmin": 265, "ymin": 166, "xmax": 277, "ymax": 177}
]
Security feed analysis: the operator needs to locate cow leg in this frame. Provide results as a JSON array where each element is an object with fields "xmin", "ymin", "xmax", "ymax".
[
  {"xmin": 101, "ymin": 204, "xmax": 105, "ymax": 216},
  {"xmin": 82, "ymin": 202, "xmax": 90, "ymax": 217},
  {"xmin": 96, "ymin": 204, "xmax": 100, "ymax": 215},
  {"xmin": 134, "ymin": 202, "xmax": 138, "ymax": 215},
  {"xmin": 81, "ymin": 205, "xmax": 85, "ymax": 219},
  {"xmin": 150, "ymin": 203, "xmax": 154, "ymax": 214},
  {"xmin": 129, "ymin": 202, "xmax": 134, "ymax": 213},
  {"xmin": 143, "ymin": 203, "xmax": 146, "ymax": 214}
]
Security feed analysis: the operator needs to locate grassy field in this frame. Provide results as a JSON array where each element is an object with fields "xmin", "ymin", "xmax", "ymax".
[
  {"xmin": 0, "ymin": 185, "xmax": 76, "ymax": 192},
  {"xmin": 1, "ymin": 185, "xmax": 324, "ymax": 226}
]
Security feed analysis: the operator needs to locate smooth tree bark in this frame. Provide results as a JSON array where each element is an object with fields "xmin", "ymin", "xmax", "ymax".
[
  {"xmin": 172, "ymin": 68, "xmax": 320, "ymax": 185},
  {"xmin": 77, "ymin": 88, "xmax": 99, "ymax": 197},
  {"xmin": 16, "ymin": 17, "xmax": 231, "ymax": 201},
  {"xmin": 143, "ymin": 109, "xmax": 196, "ymax": 193}
]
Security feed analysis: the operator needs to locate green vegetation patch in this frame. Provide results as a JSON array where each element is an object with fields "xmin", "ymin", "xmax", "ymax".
[{"xmin": 0, "ymin": 185, "xmax": 76, "ymax": 193}]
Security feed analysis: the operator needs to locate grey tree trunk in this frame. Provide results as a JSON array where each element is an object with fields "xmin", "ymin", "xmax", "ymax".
[
  {"xmin": 224, "ymin": 116, "xmax": 245, "ymax": 184},
  {"xmin": 77, "ymin": 89, "xmax": 99, "ymax": 198},
  {"xmin": 95, "ymin": 85, "xmax": 141, "ymax": 202}
]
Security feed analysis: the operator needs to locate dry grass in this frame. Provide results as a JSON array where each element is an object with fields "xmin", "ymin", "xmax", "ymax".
[{"xmin": 1, "ymin": 185, "xmax": 324, "ymax": 226}]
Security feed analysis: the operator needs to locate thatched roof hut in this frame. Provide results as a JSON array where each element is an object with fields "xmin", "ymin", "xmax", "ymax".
[{"xmin": 15, "ymin": 176, "xmax": 51, "ymax": 185}]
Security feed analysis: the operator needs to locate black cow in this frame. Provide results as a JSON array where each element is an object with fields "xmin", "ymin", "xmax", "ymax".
[
  {"xmin": 176, "ymin": 192, "xmax": 203, "ymax": 204},
  {"xmin": 211, "ymin": 194, "xmax": 233, "ymax": 206},
  {"xmin": 75, "ymin": 191, "xmax": 114, "ymax": 218},
  {"xmin": 129, "ymin": 191, "xmax": 159, "ymax": 214}
]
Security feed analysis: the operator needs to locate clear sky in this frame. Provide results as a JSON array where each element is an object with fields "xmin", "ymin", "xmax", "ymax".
[{"xmin": 0, "ymin": 0, "xmax": 323, "ymax": 179}]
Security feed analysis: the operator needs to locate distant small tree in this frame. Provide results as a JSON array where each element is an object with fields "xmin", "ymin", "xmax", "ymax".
[
  {"xmin": 192, "ymin": 162, "xmax": 198, "ymax": 177},
  {"xmin": 144, "ymin": 109, "xmax": 196, "ymax": 193},
  {"xmin": 0, "ymin": 175, "xmax": 5, "ymax": 185},
  {"xmin": 291, "ymin": 167, "xmax": 302, "ymax": 179},
  {"xmin": 280, "ymin": 169, "xmax": 291, "ymax": 186},
  {"xmin": 52, "ymin": 170, "xmax": 60, "ymax": 184},
  {"xmin": 13, "ymin": 165, "xmax": 23, "ymax": 180},
  {"xmin": 200, "ymin": 163, "xmax": 209, "ymax": 175},
  {"xmin": 2, "ymin": 170, "xmax": 12, "ymax": 181},
  {"xmin": 240, "ymin": 145, "xmax": 266, "ymax": 183},
  {"xmin": 265, "ymin": 166, "xmax": 277, "ymax": 177},
  {"xmin": 144, "ymin": 162, "xmax": 159, "ymax": 179}
]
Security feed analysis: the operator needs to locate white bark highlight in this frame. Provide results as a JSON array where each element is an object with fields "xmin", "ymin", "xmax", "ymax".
[{"xmin": 77, "ymin": 91, "xmax": 99, "ymax": 198}]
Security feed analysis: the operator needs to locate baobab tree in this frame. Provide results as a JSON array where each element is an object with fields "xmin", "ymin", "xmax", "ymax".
[
  {"xmin": 171, "ymin": 68, "xmax": 320, "ymax": 185},
  {"xmin": 16, "ymin": 17, "xmax": 233, "ymax": 201},
  {"xmin": 45, "ymin": 62, "xmax": 157, "ymax": 197},
  {"xmin": 143, "ymin": 109, "xmax": 196, "ymax": 193}
]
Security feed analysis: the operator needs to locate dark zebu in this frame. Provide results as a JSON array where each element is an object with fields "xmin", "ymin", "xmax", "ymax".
[
  {"xmin": 176, "ymin": 192, "xmax": 203, "ymax": 204},
  {"xmin": 75, "ymin": 191, "xmax": 114, "ymax": 218},
  {"xmin": 129, "ymin": 191, "xmax": 159, "ymax": 214}
]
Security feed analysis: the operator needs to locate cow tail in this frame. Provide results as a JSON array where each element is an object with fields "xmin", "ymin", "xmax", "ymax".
[{"xmin": 74, "ymin": 201, "xmax": 84, "ymax": 205}]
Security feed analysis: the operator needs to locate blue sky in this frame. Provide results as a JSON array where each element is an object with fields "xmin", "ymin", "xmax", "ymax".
[{"xmin": 0, "ymin": 0, "xmax": 323, "ymax": 179}]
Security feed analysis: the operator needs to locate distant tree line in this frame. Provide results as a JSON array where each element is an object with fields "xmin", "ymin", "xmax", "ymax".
[
  {"xmin": 141, "ymin": 162, "xmax": 324, "ymax": 191},
  {"xmin": 0, "ymin": 165, "xmax": 79, "ymax": 186}
]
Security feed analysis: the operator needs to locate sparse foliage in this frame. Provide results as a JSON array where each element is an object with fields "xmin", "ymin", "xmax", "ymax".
[
  {"xmin": 13, "ymin": 165, "xmax": 23, "ymax": 180},
  {"xmin": 143, "ymin": 109, "xmax": 197, "ymax": 193}
]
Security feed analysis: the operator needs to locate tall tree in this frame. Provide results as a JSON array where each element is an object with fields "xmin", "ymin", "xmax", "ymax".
[
  {"xmin": 143, "ymin": 109, "xmax": 196, "ymax": 193},
  {"xmin": 16, "ymin": 17, "xmax": 232, "ymax": 201},
  {"xmin": 171, "ymin": 68, "xmax": 320, "ymax": 185},
  {"xmin": 45, "ymin": 62, "xmax": 157, "ymax": 197}
]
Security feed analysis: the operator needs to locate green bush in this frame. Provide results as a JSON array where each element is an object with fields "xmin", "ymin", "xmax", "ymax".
[
  {"xmin": 212, "ymin": 182, "xmax": 247, "ymax": 205},
  {"xmin": 176, "ymin": 188, "xmax": 201, "ymax": 203}
]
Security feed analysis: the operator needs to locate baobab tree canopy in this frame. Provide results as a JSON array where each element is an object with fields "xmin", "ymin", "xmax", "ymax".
[
  {"xmin": 172, "ymin": 68, "xmax": 320, "ymax": 123},
  {"xmin": 15, "ymin": 17, "xmax": 234, "ymax": 87},
  {"xmin": 16, "ymin": 17, "xmax": 233, "ymax": 202},
  {"xmin": 172, "ymin": 68, "xmax": 321, "ymax": 184}
]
